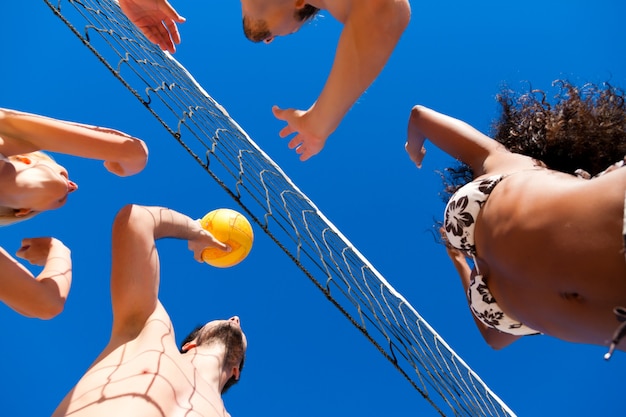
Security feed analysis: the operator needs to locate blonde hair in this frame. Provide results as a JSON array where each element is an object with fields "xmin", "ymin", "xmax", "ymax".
[{"xmin": 0, "ymin": 151, "xmax": 57, "ymax": 226}]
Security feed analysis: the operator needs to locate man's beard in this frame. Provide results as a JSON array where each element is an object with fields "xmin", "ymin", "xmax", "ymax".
[
  {"xmin": 196, "ymin": 322, "xmax": 245, "ymax": 394},
  {"xmin": 197, "ymin": 323, "xmax": 244, "ymax": 368}
]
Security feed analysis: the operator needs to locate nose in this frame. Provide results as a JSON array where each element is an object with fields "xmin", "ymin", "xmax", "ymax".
[
  {"xmin": 229, "ymin": 316, "xmax": 241, "ymax": 325},
  {"xmin": 68, "ymin": 180, "xmax": 78, "ymax": 193}
]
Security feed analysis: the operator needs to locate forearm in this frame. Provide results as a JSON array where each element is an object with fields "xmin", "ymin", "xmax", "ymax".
[
  {"xmin": 0, "ymin": 245, "xmax": 71, "ymax": 319},
  {"xmin": 121, "ymin": 205, "xmax": 203, "ymax": 242},
  {"xmin": 408, "ymin": 106, "xmax": 501, "ymax": 173},
  {"xmin": 110, "ymin": 205, "xmax": 203, "ymax": 330},
  {"xmin": 311, "ymin": 0, "xmax": 410, "ymax": 137},
  {"xmin": 0, "ymin": 107, "xmax": 147, "ymax": 164},
  {"xmin": 446, "ymin": 247, "xmax": 472, "ymax": 291},
  {"xmin": 32, "ymin": 245, "xmax": 72, "ymax": 318}
]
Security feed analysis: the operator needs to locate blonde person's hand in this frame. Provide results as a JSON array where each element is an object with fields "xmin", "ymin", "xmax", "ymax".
[
  {"xmin": 187, "ymin": 222, "xmax": 231, "ymax": 263},
  {"xmin": 272, "ymin": 106, "xmax": 328, "ymax": 162},
  {"xmin": 16, "ymin": 237, "xmax": 69, "ymax": 266},
  {"xmin": 118, "ymin": 0, "xmax": 186, "ymax": 53}
]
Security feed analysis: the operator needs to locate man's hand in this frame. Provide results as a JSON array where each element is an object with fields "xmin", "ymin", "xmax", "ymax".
[
  {"xmin": 272, "ymin": 105, "xmax": 328, "ymax": 162},
  {"xmin": 118, "ymin": 0, "xmax": 186, "ymax": 53},
  {"xmin": 188, "ymin": 223, "xmax": 231, "ymax": 263}
]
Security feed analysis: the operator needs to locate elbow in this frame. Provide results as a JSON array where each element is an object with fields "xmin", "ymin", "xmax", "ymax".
[
  {"xmin": 133, "ymin": 138, "xmax": 149, "ymax": 165},
  {"xmin": 113, "ymin": 204, "xmax": 143, "ymax": 229},
  {"xmin": 409, "ymin": 105, "xmax": 427, "ymax": 123},
  {"xmin": 411, "ymin": 104, "xmax": 426, "ymax": 115},
  {"xmin": 471, "ymin": 310, "xmax": 519, "ymax": 349},
  {"xmin": 24, "ymin": 281, "xmax": 70, "ymax": 320},
  {"xmin": 378, "ymin": 0, "xmax": 411, "ymax": 36},
  {"xmin": 484, "ymin": 338, "xmax": 509, "ymax": 351},
  {"xmin": 112, "ymin": 204, "xmax": 152, "ymax": 239},
  {"xmin": 38, "ymin": 300, "xmax": 65, "ymax": 320},
  {"xmin": 395, "ymin": 0, "xmax": 411, "ymax": 32},
  {"xmin": 365, "ymin": 0, "xmax": 410, "ymax": 39},
  {"xmin": 479, "ymin": 327, "xmax": 519, "ymax": 350},
  {"xmin": 125, "ymin": 138, "xmax": 149, "ymax": 173},
  {"xmin": 24, "ymin": 297, "xmax": 66, "ymax": 320},
  {"xmin": 110, "ymin": 138, "xmax": 149, "ymax": 177}
]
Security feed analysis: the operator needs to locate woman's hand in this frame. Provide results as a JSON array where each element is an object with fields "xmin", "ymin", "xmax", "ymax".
[
  {"xmin": 16, "ymin": 237, "xmax": 70, "ymax": 266},
  {"xmin": 406, "ymin": 106, "xmax": 428, "ymax": 168},
  {"xmin": 405, "ymin": 135, "xmax": 426, "ymax": 168}
]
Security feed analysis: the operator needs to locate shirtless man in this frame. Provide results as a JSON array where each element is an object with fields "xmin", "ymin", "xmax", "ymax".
[
  {"xmin": 52, "ymin": 204, "xmax": 247, "ymax": 417},
  {"xmin": 117, "ymin": 0, "xmax": 411, "ymax": 161}
]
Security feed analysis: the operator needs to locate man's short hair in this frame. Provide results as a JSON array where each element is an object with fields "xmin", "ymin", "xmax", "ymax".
[
  {"xmin": 242, "ymin": 4, "xmax": 320, "ymax": 43},
  {"xmin": 296, "ymin": 4, "xmax": 320, "ymax": 22}
]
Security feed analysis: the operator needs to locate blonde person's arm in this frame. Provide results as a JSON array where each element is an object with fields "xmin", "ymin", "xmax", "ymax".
[
  {"xmin": 273, "ymin": 0, "xmax": 411, "ymax": 161},
  {"xmin": 0, "ymin": 238, "xmax": 72, "ymax": 319},
  {"xmin": 0, "ymin": 108, "xmax": 148, "ymax": 176}
]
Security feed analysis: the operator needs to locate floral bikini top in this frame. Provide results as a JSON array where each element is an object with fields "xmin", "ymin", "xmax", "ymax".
[
  {"xmin": 443, "ymin": 175, "xmax": 540, "ymax": 336},
  {"xmin": 443, "ymin": 175, "xmax": 503, "ymax": 256}
]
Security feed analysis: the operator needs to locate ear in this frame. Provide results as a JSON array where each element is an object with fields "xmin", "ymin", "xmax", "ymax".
[
  {"xmin": 15, "ymin": 208, "xmax": 33, "ymax": 217},
  {"xmin": 294, "ymin": 0, "xmax": 306, "ymax": 9},
  {"xmin": 181, "ymin": 342, "xmax": 197, "ymax": 353},
  {"xmin": 14, "ymin": 156, "xmax": 33, "ymax": 165},
  {"xmin": 231, "ymin": 366, "xmax": 241, "ymax": 381}
]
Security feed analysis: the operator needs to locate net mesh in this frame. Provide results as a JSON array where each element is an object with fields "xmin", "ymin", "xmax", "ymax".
[{"xmin": 43, "ymin": 1, "xmax": 516, "ymax": 415}]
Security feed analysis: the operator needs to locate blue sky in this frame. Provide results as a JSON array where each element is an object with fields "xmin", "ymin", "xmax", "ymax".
[{"xmin": 2, "ymin": 1, "xmax": 626, "ymax": 416}]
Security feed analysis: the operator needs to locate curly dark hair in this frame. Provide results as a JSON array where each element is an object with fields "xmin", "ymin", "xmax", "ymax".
[
  {"xmin": 440, "ymin": 80, "xmax": 626, "ymax": 202},
  {"xmin": 433, "ymin": 80, "xmax": 626, "ymax": 244}
]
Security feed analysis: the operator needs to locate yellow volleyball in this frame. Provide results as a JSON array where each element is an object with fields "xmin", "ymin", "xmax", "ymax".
[{"xmin": 199, "ymin": 208, "xmax": 254, "ymax": 268}]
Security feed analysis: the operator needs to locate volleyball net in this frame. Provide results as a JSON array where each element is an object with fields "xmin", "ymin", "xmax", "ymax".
[{"xmin": 43, "ymin": 1, "xmax": 516, "ymax": 415}]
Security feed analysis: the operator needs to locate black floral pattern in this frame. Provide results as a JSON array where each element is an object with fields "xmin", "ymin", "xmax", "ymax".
[
  {"xmin": 446, "ymin": 175, "xmax": 540, "ymax": 336},
  {"xmin": 476, "ymin": 280, "xmax": 495, "ymax": 304},
  {"xmin": 477, "ymin": 177, "xmax": 502, "ymax": 195},
  {"xmin": 444, "ymin": 176, "xmax": 504, "ymax": 256},
  {"xmin": 476, "ymin": 309, "xmax": 505, "ymax": 328},
  {"xmin": 468, "ymin": 273, "xmax": 540, "ymax": 335},
  {"xmin": 444, "ymin": 195, "xmax": 474, "ymax": 237}
]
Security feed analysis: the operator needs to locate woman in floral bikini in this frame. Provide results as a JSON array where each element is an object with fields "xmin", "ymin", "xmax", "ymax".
[{"xmin": 405, "ymin": 80, "xmax": 626, "ymax": 359}]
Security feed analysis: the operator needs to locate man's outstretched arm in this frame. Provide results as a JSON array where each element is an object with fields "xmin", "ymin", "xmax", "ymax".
[
  {"xmin": 274, "ymin": 0, "xmax": 411, "ymax": 161},
  {"xmin": 109, "ymin": 205, "xmax": 227, "ymax": 338}
]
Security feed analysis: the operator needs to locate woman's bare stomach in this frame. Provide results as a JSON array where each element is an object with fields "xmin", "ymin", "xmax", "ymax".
[{"xmin": 475, "ymin": 167, "xmax": 626, "ymax": 347}]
